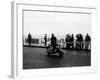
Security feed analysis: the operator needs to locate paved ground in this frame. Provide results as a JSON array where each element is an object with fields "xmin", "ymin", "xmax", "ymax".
[{"xmin": 23, "ymin": 47, "xmax": 91, "ymax": 69}]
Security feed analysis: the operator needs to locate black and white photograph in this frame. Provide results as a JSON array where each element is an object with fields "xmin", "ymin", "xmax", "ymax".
[{"xmin": 23, "ymin": 9, "xmax": 91, "ymax": 69}]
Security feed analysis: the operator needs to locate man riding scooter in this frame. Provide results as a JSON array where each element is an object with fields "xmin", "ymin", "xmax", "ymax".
[
  {"xmin": 51, "ymin": 33, "xmax": 57, "ymax": 51},
  {"xmin": 47, "ymin": 33, "xmax": 64, "ymax": 57}
]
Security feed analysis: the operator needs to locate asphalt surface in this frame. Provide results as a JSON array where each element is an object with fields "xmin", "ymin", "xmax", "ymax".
[{"xmin": 23, "ymin": 47, "xmax": 91, "ymax": 69}]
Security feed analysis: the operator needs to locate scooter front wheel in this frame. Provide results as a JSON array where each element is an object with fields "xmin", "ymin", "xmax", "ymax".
[{"xmin": 59, "ymin": 51, "xmax": 63, "ymax": 57}]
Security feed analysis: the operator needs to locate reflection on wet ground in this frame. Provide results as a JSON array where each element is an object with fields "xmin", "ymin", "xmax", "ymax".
[{"xmin": 23, "ymin": 47, "xmax": 90, "ymax": 69}]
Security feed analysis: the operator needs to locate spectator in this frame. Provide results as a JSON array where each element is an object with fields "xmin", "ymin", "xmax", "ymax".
[
  {"xmin": 80, "ymin": 34, "xmax": 84, "ymax": 49},
  {"xmin": 44, "ymin": 34, "xmax": 47, "ymax": 46},
  {"xmin": 76, "ymin": 34, "xmax": 83, "ymax": 49},
  {"xmin": 70, "ymin": 34, "xmax": 74, "ymax": 48},
  {"xmin": 65, "ymin": 34, "xmax": 71, "ymax": 49},
  {"xmin": 28, "ymin": 33, "xmax": 32, "ymax": 46},
  {"xmin": 85, "ymin": 33, "xmax": 91, "ymax": 49}
]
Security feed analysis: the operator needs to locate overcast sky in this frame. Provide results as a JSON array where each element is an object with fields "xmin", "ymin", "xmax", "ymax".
[{"xmin": 24, "ymin": 10, "xmax": 91, "ymax": 38}]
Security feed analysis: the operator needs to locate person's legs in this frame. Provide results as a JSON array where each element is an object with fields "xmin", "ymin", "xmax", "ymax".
[
  {"xmin": 45, "ymin": 41, "xmax": 46, "ymax": 46},
  {"xmin": 66, "ymin": 43, "xmax": 67, "ymax": 49},
  {"xmin": 72, "ymin": 43, "xmax": 74, "ymax": 48}
]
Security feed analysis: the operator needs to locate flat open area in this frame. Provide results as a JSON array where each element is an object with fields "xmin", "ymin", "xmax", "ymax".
[{"xmin": 23, "ymin": 47, "xmax": 91, "ymax": 69}]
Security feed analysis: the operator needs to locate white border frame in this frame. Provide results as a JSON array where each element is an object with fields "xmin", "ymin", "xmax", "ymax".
[{"xmin": 11, "ymin": 1, "xmax": 97, "ymax": 79}]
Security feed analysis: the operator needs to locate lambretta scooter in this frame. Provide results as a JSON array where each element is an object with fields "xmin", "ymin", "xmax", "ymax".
[{"xmin": 47, "ymin": 44, "xmax": 64, "ymax": 57}]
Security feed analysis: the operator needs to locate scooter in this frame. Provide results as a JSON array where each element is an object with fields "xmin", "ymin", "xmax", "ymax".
[{"xmin": 47, "ymin": 44, "xmax": 64, "ymax": 57}]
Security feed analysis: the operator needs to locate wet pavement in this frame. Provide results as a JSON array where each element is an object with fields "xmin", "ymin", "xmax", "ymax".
[{"xmin": 23, "ymin": 47, "xmax": 91, "ymax": 69}]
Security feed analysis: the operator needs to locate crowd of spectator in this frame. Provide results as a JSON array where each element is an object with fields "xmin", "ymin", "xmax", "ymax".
[
  {"xmin": 65, "ymin": 33, "xmax": 91, "ymax": 50},
  {"xmin": 25, "ymin": 33, "xmax": 91, "ymax": 50}
]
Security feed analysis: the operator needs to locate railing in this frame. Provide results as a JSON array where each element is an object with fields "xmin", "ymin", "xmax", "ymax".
[
  {"xmin": 64, "ymin": 41, "xmax": 91, "ymax": 50},
  {"xmin": 23, "ymin": 38, "xmax": 91, "ymax": 50}
]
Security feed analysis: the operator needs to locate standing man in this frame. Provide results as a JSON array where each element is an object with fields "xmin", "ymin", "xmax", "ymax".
[
  {"xmin": 80, "ymin": 34, "xmax": 84, "ymax": 49},
  {"xmin": 71, "ymin": 34, "xmax": 74, "ymax": 48},
  {"xmin": 28, "ymin": 33, "xmax": 32, "ymax": 46},
  {"xmin": 44, "ymin": 34, "xmax": 47, "ymax": 46},
  {"xmin": 85, "ymin": 33, "xmax": 91, "ymax": 49}
]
